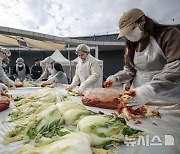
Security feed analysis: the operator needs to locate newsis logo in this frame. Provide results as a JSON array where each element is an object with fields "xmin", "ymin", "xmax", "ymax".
[{"xmin": 125, "ymin": 135, "xmax": 174, "ymax": 146}]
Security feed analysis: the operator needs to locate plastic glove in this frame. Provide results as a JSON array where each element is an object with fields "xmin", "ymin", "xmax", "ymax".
[
  {"xmin": 106, "ymin": 75, "xmax": 116, "ymax": 82},
  {"xmin": 36, "ymin": 78, "xmax": 41, "ymax": 82},
  {"xmin": 41, "ymin": 81, "xmax": 52, "ymax": 87},
  {"xmin": 104, "ymin": 76, "xmax": 116, "ymax": 87},
  {"xmin": 0, "ymin": 83, "xmax": 8, "ymax": 93},
  {"xmin": 78, "ymin": 85, "xmax": 86, "ymax": 93},
  {"xmin": 66, "ymin": 86, "xmax": 72, "ymax": 92},
  {"xmin": 25, "ymin": 75, "xmax": 31, "ymax": 81},
  {"xmin": 47, "ymin": 76, "xmax": 55, "ymax": 83},
  {"xmin": 13, "ymin": 74, "xmax": 17, "ymax": 80},
  {"xmin": 123, "ymin": 82, "xmax": 131, "ymax": 91},
  {"xmin": 7, "ymin": 79, "xmax": 15, "ymax": 87},
  {"xmin": 134, "ymin": 84, "xmax": 155, "ymax": 105},
  {"xmin": 15, "ymin": 78, "xmax": 20, "ymax": 82},
  {"xmin": 45, "ymin": 80, "xmax": 53, "ymax": 85}
]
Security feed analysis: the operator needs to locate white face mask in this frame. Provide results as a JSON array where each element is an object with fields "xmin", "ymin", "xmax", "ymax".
[
  {"xmin": 126, "ymin": 27, "xmax": 143, "ymax": 42},
  {"xmin": 2, "ymin": 64, "xmax": 7, "ymax": 68},
  {"xmin": 18, "ymin": 64, "xmax": 23, "ymax": 67}
]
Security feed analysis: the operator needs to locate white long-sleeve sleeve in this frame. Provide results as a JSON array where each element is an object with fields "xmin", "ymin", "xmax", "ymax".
[
  {"xmin": 69, "ymin": 67, "xmax": 80, "ymax": 88},
  {"xmin": 0, "ymin": 83, "xmax": 8, "ymax": 92},
  {"xmin": 0, "ymin": 67, "xmax": 15, "ymax": 86},
  {"xmin": 37, "ymin": 66, "xmax": 49, "ymax": 81},
  {"xmin": 80, "ymin": 61, "xmax": 101, "ymax": 89},
  {"xmin": 107, "ymin": 67, "xmax": 135, "ymax": 84},
  {"xmin": 134, "ymin": 60, "xmax": 180, "ymax": 104},
  {"xmin": 148, "ymin": 60, "xmax": 180, "ymax": 94},
  {"xmin": 70, "ymin": 55, "xmax": 102, "ymax": 92}
]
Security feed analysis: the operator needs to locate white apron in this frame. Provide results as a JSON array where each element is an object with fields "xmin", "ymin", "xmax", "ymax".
[
  {"xmin": 77, "ymin": 55, "xmax": 102, "ymax": 89},
  {"xmin": 132, "ymin": 37, "xmax": 180, "ymax": 103},
  {"xmin": 16, "ymin": 64, "xmax": 26, "ymax": 82}
]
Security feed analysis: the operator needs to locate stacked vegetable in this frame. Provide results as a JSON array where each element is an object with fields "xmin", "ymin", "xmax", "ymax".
[
  {"xmin": 23, "ymin": 81, "xmax": 39, "ymax": 87},
  {"xmin": 2, "ymin": 88, "xmax": 146, "ymax": 154},
  {"xmin": 15, "ymin": 81, "xmax": 39, "ymax": 88}
]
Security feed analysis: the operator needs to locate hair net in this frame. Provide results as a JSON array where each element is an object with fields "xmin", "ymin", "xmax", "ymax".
[
  {"xmin": 44, "ymin": 57, "xmax": 54, "ymax": 64},
  {"xmin": 0, "ymin": 47, "xmax": 11, "ymax": 57},
  {"xmin": 40, "ymin": 60, "xmax": 46, "ymax": 67},
  {"xmin": 16, "ymin": 57, "xmax": 24, "ymax": 63},
  {"xmin": 76, "ymin": 44, "xmax": 90, "ymax": 54}
]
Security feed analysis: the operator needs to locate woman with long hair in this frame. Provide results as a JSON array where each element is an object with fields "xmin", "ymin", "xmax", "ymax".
[{"xmin": 104, "ymin": 8, "xmax": 180, "ymax": 104}]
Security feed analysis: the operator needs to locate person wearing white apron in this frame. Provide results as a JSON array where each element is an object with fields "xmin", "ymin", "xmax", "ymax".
[
  {"xmin": 105, "ymin": 8, "xmax": 180, "ymax": 104},
  {"xmin": 67, "ymin": 44, "xmax": 102, "ymax": 93},
  {"xmin": 13, "ymin": 58, "xmax": 31, "ymax": 82},
  {"xmin": 0, "ymin": 47, "xmax": 15, "ymax": 88}
]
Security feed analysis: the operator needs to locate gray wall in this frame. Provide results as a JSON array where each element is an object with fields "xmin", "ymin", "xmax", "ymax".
[
  {"xmin": 99, "ymin": 50, "xmax": 124, "ymax": 78},
  {"xmin": 71, "ymin": 33, "xmax": 125, "ymax": 42},
  {"xmin": 9, "ymin": 50, "xmax": 53, "ymax": 68},
  {"xmin": 8, "ymin": 48, "xmax": 124, "ymax": 79}
]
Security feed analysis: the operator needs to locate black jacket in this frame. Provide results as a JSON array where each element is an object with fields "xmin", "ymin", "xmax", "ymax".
[{"xmin": 31, "ymin": 65, "xmax": 43, "ymax": 80}]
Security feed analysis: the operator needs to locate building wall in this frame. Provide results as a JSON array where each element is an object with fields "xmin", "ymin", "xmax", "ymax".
[
  {"xmin": 7, "ymin": 33, "xmax": 125, "ymax": 79},
  {"xmin": 71, "ymin": 33, "xmax": 125, "ymax": 42},
  {"xmin": 8, "ymin": 47, "xmax": 124, "ymax": 79},
  {"xmin": 99, "ymin": 50, "xmax": 124, "ymax": 78},
  {"xmin": 9, "ymin": 50, "xmax": 53, "ymax": 68}
]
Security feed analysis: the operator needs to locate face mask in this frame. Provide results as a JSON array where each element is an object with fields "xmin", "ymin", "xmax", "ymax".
[
  {"xmin": 48, "ymin": 67, "xmax": 54, "ymax": 74},
  {"xmin": 125, "ymin": 27, "xmax": 142, "ymax": 42},
  {"xmin": 18, "ymin": 64, "xmax": 23, "ymax": 67},
  {"xmin": 2, "ymin": 64, "xmax": 7, "ymax": 68}
]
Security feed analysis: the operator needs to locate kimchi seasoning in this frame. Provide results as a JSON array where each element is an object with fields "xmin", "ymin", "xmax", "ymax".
[
  {"xmin": 134, "ymin": 120, "xmax": 142, "ymax": 125},
  {"xmin": 123, "ymin": 90, "xmax": 136, "ymax": 97},
  {"xmin": 103, "ymin": 81, "xmax": 113, "ymax": 88},
  {"xmin": 152, "ymin": 122, "xmax": 158, "ymax": 126}
]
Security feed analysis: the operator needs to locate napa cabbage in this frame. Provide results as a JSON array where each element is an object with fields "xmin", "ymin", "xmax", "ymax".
[
  {"xmin": 16, "ymin": 132, "xmax": 92, "ymax": 154},
  {"xmin": 23, "ymin": 105, "xmax": 63, "ymax": 143},
  {"xmin": 56, "ymin": 101, "xmax": 85, "ymax": 115},
  {"xmin": 77, "ymin": 114, "xmax": 143, "ymax": 147},
  {"xmin": 63, "ymin": 108, "xmax": 95, "ymax": 126}
]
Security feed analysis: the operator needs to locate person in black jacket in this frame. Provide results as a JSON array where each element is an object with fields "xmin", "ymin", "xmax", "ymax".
[{"xmin": 31, "ymin": 59, "xmax": 43, "ymax": 80}]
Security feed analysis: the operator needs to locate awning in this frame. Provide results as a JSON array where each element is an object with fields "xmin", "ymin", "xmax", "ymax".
[
  {"xmin": 0, "ymin": 35, "xmax": 19, "ymax": 46},
  {"xmin": 24, "ymin": 38, "xmax": 66, "ymax": 51},
  {"xmin": 0, "ymin": 35, "xmax": 66, "ymax": 51}
]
